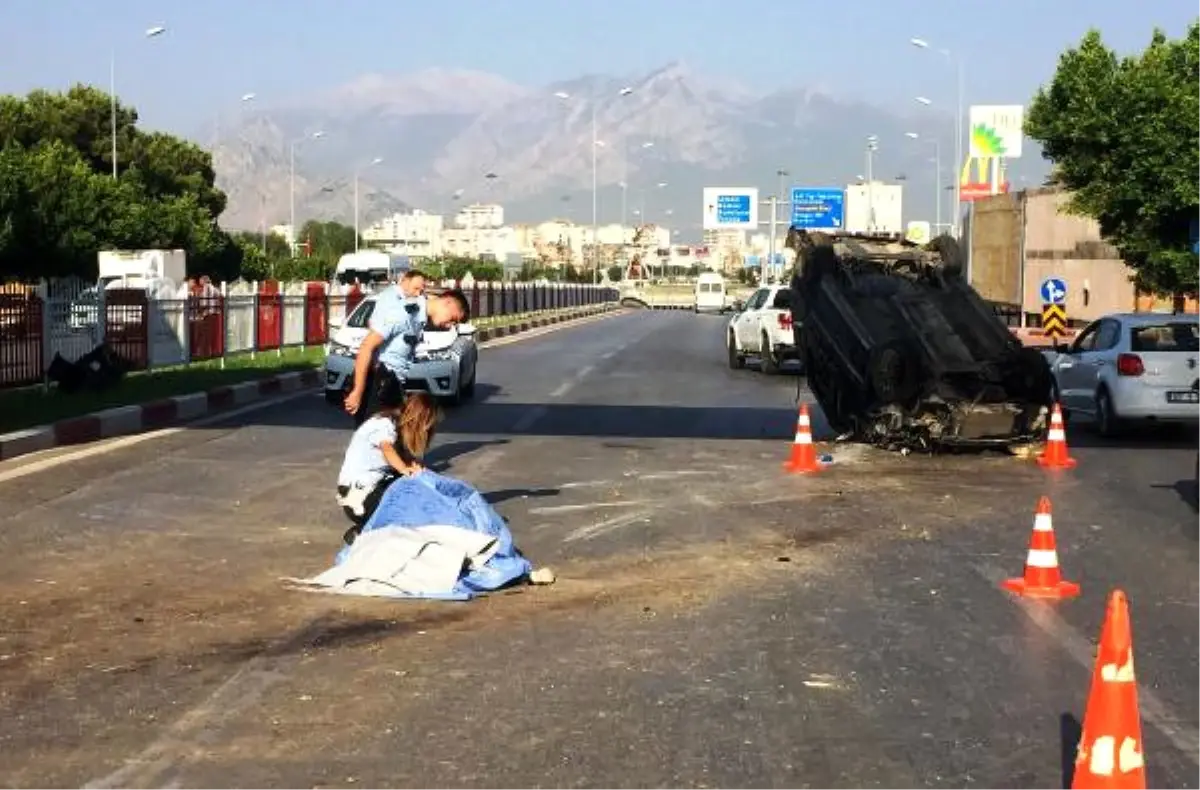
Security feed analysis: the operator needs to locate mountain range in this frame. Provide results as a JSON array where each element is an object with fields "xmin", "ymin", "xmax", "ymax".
[{"xmin": 208, "ymin": 62, "xmax": 1047, "ymax": 239}]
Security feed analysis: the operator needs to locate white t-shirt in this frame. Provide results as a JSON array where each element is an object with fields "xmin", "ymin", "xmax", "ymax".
[{"xmin": 337, "ymin": 415, "xmax": 397, "ymax": 488}]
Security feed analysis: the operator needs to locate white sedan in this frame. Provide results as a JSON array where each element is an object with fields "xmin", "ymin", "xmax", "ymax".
[
  {"xmin": 323, "ymin": 294, "xmax": 479, "ymax": 407},
  {"xmin": 1046, "ymin": 311, "xmax": 1199, "ymax": 436}
]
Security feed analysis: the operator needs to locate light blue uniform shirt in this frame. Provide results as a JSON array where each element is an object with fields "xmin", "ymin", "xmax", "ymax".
[
  {"xmin": 337, "ymin": 415, "xmax": 397, "ymax": 487},
  {"xmin": 369, "ymin": 289, "xmax": 427, "ymax": 378}
]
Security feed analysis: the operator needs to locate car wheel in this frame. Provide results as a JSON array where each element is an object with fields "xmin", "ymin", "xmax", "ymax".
[
  {"xmin": 324, "ymin": 389, "xmax": 344, "ymax": 406},
  {"xmin": 727, "ymin": 332, "xmax": 745, "ymax": 370},
  {"xmin": 760, "ymin": 333, "xmax": 779, "ymax": 375},
  {"xmin": 1095, "ymin": 387, "xmax": 1121, "ymax": 437}
]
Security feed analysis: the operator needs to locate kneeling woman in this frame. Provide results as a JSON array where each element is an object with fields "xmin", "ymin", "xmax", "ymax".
[{"xmin": 335, "ymin": 393, "xmax": 442, "ymax": 545}]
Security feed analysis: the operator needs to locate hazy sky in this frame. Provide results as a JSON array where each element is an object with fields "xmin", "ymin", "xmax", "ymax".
[{"xmin": 2, "ymin": 0, "xmax": 1195, "ymax": 135}]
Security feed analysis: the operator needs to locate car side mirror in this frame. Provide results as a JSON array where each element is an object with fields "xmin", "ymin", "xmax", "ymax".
[
  {"xmin": 328, "ymin": 319, "xmax": 342, "ymax": 332},
  {"xmin": 731, "ymin": 299, "xmax": 745, "ymax": 312}
]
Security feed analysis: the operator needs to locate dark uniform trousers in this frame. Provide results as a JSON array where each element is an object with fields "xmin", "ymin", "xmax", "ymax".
[{"xmin": 353, "ymin": 364, "xmax": 406, "ymax": 427}]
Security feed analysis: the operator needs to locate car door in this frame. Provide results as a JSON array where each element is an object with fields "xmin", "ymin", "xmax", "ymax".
[
  {"xmin": 1055, "ymin": 320, "xmax": 1101, "ymax": 411},
  {"xmin": 1074, "ymin": 318, "xmax": 1121, "ymax": 405},
  {"xmin": 737, "ymin": 289, "xmax": 768, "ymax": 350}
]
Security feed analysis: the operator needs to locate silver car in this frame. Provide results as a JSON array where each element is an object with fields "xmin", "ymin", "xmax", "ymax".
[{"xmin": 1048, "ymin": 312, "xmax": 1199, "ymax": 436}]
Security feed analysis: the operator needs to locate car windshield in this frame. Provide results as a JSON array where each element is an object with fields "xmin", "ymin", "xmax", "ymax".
[
  {"xmin": 1129, "ymin": 322, "xmax": 1199, "ymax": 352},
  {"xmin": 345, "ymin": 301, "xmax": 376, "ymax": 328}
]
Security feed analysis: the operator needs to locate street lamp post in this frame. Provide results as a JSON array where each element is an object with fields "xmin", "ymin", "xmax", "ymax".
[
  {"xmin": 111, "ymin": 25, "xmax": 166, "ymax": 178},
  {"xmin": 554, "ymin": 85, "xmax": 634, "ymax": 283},
  {"xmin": 354, "ymin": 157, "xmax": 384, "ymax": 252},
  {"xmin": 214, "ymin": 92, "xmax": 256, "ymax": 152},
  {"xmin": 865, "ymin": 136, "xmax": 879, "ymax": 233},
  {"xmin": 910, "ymin": 37, "xmax": 965, "ymax": 237},
  {"xmin": 289, "ymin": 130, "xmax": 325, "ymax": 254},
  {"xmin": 905, "ymin": 132, "xmax": 943, "ymax": 233}
]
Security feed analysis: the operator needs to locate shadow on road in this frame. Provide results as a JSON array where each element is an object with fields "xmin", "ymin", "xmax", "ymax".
[
  {"xmin": 425, "ymin": 439, "xmax": 511, "ymax": 472},
  {"xmin": 1059, "ymin": 712, "xmax": 1082, "ymax": 789},
  {"xmin": 1063, "ymin": 420, "xmax": 1198, "ymax": 451},
  {"xmin": 484, "ymin": 487, "xmax": 560, "ymax": 506}
]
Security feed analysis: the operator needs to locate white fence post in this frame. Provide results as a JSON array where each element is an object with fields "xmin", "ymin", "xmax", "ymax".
[{"xmin": 220, "ymin": 281, "xmax": 228, "ymax": 370}]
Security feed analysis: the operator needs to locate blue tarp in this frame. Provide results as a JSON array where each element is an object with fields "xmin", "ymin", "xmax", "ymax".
[{"xmin": 333, "ymin": 470, "xmax": 533, "ymax": 600}]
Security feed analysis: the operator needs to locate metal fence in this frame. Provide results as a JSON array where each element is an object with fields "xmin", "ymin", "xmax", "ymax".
[{"xmin": 0, "ymin": 278, "xmax": 618, "ymax": 390}]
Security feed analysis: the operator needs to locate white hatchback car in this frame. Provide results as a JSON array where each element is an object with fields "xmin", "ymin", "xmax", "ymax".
[
  {"xmin": 1047, "ymin": 312, "xmax": 1199, "ymax": 436},
  {"xmin": 323, "ymin": 294, "xmax": 479, "ymax": 406}
]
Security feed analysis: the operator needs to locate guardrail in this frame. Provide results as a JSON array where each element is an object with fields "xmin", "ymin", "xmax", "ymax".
[{"xmin": 0, "ymin": 279, "xmax": 619, "ymax": 390}]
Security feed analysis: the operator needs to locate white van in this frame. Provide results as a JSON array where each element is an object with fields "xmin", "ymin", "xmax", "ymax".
[
  {"xmin": 335, "ymin": 251, "xmax": 411, "ymax": 285},
  {"xmin": 693, "ymin": 272, "xmax": 727, "ymax": 314}
]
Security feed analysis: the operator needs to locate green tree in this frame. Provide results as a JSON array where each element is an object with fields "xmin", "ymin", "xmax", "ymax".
[
  {"xmin": 0, "ymin": 84, "xmax": 243, "ymax": 282},
  {"xmin": 297, "ymin": 219, "xmax": 359, "ymax": 260},
  {"xmin": 606, "ymin": 264, "xmax": 624, "ymax": 282},
  {"xmin": 1025, "ymin": 24, "xmax": 1199, "ymax": 294}
]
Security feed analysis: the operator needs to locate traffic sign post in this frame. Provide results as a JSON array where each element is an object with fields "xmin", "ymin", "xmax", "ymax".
[
  {"xmin": 789, "ymin": 187, "xmax": 846, "ymax": 230},
  {"xmin": 1040, "ymin": 277, "xmax": 1067, "ymax": 305},
  {"xmin": 1041, "ymin": 303, "xmax": 1068, "ymax": 339}
]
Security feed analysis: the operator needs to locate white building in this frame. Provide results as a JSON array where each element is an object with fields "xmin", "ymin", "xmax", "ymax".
[
  {"xmin": 439, "ymin": 227, "xmax": 519, "ymax": 261},
  {"xmin": 270, "ymin": 224, "xmax": 294, "ymax": 247},
  {"xmin": 844, "ymin": 182, "xmax": 904, "ymax": 235},
  {"xmin": 362, "ymin": 210, "xmax": 445, "ymax": 257},
  {"xmin": 454, "ymin": 203, "xmax": 504, "ymax": 230}
]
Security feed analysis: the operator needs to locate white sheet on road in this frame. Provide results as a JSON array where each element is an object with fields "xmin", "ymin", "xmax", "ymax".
[{"xmin": 294, "ymin": 524, "xmax": 500, "ymax": 598}]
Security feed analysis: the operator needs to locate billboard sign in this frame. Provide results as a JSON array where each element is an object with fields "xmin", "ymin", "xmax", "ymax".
[
  {"xmin": 702, "ymin": 187, "xmax": 759, "ymax": 230},
  {"xmin": 969, "ymin": 105, "xmax": 1024, "ymax": 159}
]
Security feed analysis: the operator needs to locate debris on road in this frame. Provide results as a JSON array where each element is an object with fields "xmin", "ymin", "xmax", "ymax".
[{"xmin": 786, "ymin": 228, "xmax": 1053, "ymax": 453}]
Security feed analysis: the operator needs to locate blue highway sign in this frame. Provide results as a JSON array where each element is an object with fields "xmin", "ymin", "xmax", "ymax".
[
  {"xmin": 790, "ymin": 187, "xmax": 845, "ymax": 229},
  {"xmin": 1040, "ymin": 277, "xmax": 1068, "ymax": 305},
  {"xmin": 716, "ymin": 194, "xmax": 752, "ymax": 225}
]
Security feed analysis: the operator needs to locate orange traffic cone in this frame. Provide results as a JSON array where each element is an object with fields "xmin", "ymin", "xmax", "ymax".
[
  {"xmin": 782, "ymin": 403, "xmax": 822, "ymax": 474},
  {"xmin": 1072, "ymin": 589, "xmax": 1146, "ymax": 789},
  {"xmin": 1038, "ymin": 403, "xmax": 1077, "ymax": 469},
  {"xmin": 1000, "ymin": 496, "xmax": 1080, "ymax": 599}
]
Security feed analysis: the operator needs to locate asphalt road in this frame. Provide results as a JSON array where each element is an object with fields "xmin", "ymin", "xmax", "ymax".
[{"xmin": 0, "ymin": 310, "xmax": 1196, "ymax": 789}]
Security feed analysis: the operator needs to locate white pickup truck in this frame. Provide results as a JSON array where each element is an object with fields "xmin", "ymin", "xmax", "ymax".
[{"xmin": 726, "ymin": 285, "xmax": 800, "ymax": 374}]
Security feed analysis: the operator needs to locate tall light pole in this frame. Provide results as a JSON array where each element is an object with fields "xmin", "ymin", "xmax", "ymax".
[
  {"xmin": 354, "ymin": 157, "xmax": 383, "ymax": 252},
  {"xmin": 111, "ymin": 25, "xmax": 166, "ymax": 179},
  {"xmin": 214, "ymin": 92, "xmax": 256, "ymax": 152},
  {"xmin": 910, "ymin": 37, "xmax": 965, "ymax": 237},
  {"xmin": 905, "ymin": 132, "xmax": 943, "ymax": 233},
  {"xmin": 865, "ymin": 135, "xmax": 879, "ymax": 233},
  {"xmin": 289, "ymin": 130, "xmax": 325, "ymax": 253},
  {"xmin": 554, "ymin": 85, "xmax": 634, "ymax": 283}
]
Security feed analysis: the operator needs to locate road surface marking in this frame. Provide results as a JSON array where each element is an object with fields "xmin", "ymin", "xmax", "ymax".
[
  {"xmin": 84, "ymin": 615, "xmax": 336, "ymax": 789},
  {"xmin": 549, "ymin": 364, "xmax": 594, "ymax": 399},
  {"xmin": 975, "ymin": 562, "xmax": 1200, "ymax": 767},
  {"xmin": 530, "ymin": 500, "xmax": 651, "ymax": 516},
  {"xmin": 0, "ymin": 390, "xmax": 315, "ymax": 486},
  {"xmin": 563, "ymin": 509, "xmax": 652, "ymax": 543},
  {"xmin": 512, "ymin": 406, "xmax": 548, "ymax": 432}
]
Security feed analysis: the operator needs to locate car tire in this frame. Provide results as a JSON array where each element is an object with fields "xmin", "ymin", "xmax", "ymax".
[
  {"xmin": 760, "ymin": 333, "xmax": 779, "ymax": 375},
  {"xmin": 1095, "ymin": 387, "xmax": 1121, "ymax": 437},
  {"xmin": 727, "ymin": 332, "xmax": 745, "ymax": 370},
  {"xmin": 324, "ymin": 388, "xmax": 345, "ymax": 406}
]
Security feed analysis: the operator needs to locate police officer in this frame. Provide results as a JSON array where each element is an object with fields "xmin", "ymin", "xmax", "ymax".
[{"xmin": 344, "ymin": 273, "xmax": 470, "ymax": 425}]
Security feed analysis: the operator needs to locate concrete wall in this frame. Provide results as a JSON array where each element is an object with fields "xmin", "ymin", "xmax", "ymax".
[
  {"xmin": 968, "ymin": 186, "xmax": 1150, "ymax": 324},
  {"xmin": 967, "ymin": 192, "xmax": 1022, "ymax": 305}
]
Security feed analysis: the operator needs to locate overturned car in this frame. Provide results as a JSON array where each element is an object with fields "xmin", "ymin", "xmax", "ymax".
[{"xmin": 785, "ymin": 228, "xmax": 1053, "ymax": 451}]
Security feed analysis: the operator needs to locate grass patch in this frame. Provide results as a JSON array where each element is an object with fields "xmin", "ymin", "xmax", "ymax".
[
  {"xmin": 0, "ymin": 346, "xmax": 324, "ymax": 434},
  {"xmin": 0, "ymin": 305, "xmax": 607, "ymax": 434}
]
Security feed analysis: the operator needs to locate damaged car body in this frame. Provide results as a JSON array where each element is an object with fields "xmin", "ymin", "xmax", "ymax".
[{"xmin": 785, "ymin": 228, "xmax": 1053, "ymax": 451}]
